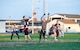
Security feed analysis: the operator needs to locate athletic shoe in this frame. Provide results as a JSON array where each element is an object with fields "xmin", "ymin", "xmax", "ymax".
[{"xmin": 54, "ymin": 39, "xmax": 58, "ymax": 41}]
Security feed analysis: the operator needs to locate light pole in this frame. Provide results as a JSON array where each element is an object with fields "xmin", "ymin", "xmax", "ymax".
[
  {"xmin": 32, "ymin": 0, "xmax": 34, "ymax": 34},
  {"xmin": 9, "ymin": 16, "xmax": 11, "ymax": 33}
]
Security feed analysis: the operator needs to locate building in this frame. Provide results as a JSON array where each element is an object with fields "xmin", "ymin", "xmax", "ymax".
[
  {"xmin": 46, "ymin": 14, "xmax": 80, "ymax": 34},
  {"xmin": 49, "ymin": 13, "xmax": 80, "ymax": 23},
  {"xmin": 0, "ymin": 19, "xmax": 42, "ymax": 33},
  {"xmin": 0, "ymin": 20, "xmax": 6, "ymax": 33}
]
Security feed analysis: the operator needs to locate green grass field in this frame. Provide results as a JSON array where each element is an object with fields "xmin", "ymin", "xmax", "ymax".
[{"xmin": 0, "ymin": 33, "xmax": 80, "ymax": 50}]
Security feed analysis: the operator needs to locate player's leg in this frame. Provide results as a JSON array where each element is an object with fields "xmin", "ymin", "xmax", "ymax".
[
  {"xmin": 43, "ymin": 32, "xmax": 45, "ymax": 39},
  {"xmin": 56, "ymin": 30, "xmax": 59, "ymax": 37},
  {"xmin": 53, "ymin": 30, "xmax": 58, "ymax": 41},
  {"xmin": 43, "ymin": 30, "xmax": 47, "ymax": 41},
  {"xmin": 61, "ymin": 30, "xmax": 64, "ymax": 37},
  {"xmin": 39, "ymin": 30, "xmax": 42, "ymax": 42},
  {"xmin": 48, "ymin": 31, "xmax": 52, "ymax": 38},
  {"xmin": 59, "ymin": 30, "xmax": 61, "ymax": 37},
  {"xmin": 11, "ymin": 31, "xmax": 14, "ymax": 40},
  {"xmin": 24, "ymin": 30, "xmax": 27, "ymax": 41},
  {"xmin": 27, "ymin": 34, "xmax": 31, "ymax": 40},
  {"xmin": 16, "ymin": 31, "xmax": 20, "ymax": 39},
  {"xmin": 26, "ymin": 29, "xmax": 31, "ymax": 40}
]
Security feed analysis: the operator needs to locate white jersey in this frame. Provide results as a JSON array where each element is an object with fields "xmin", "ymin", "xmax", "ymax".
[{"xmin": 12, "ymin": 26, "xmax": 18, "ymax": 31}]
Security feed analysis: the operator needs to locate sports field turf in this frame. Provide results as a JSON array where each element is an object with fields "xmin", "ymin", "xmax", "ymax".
[{"xmin": 0, "ymin": 33, "xmax": 80, "ymax": 50}]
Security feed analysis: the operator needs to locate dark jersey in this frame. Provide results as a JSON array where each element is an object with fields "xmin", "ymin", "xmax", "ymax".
[
  {"xmin": 23, "ymin": 19, "xmax": 29, "ymax": 28},
  {"xmin": 54, "ymin": 23, "xmax": 60, "ymax": 29}
]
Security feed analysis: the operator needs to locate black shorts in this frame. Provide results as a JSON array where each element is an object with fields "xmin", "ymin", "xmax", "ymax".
[
  {"xmin": 24, "ymin": 29, "xmax": 29, "ymax": 35},
  {"xmin": 49, "ymin": 31, "xmax": 54, "ymax": 35}
]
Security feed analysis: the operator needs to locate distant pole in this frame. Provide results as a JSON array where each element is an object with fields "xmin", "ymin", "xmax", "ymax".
[
  {"xmin": 32, "ymin": 0, "xmax": 34, "ymax": 34},
  {"xmin": 9, "ymin": 16, "xmax": 11, "ymax": 33}
]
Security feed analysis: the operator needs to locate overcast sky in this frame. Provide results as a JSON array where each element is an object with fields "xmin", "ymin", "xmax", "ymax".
[{"xmin": 0, "ymin": 0, "xmax": 80, "ymax": 20}]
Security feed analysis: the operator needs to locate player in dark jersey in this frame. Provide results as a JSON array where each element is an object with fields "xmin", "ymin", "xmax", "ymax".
[
  {"xmin": 39, "ymin": 18, "xmax": 47, "ymax": 42},
  {"xmin": 22, "ymin": 16, "xmax": 31, "ymax": 41},
  {"xmin": 54, "ymin": 20, "xmax": 60, "ymax": 37},
  {"xmin": 48, "ymin": 24, "xmax": 58, "ymax": 41}
]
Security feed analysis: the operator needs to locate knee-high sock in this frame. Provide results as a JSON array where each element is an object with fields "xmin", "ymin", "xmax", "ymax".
[
  {"xmin": 25, "ymin": 35, "xmax": 27, "ymax": 40},
  {"xmin": 27, "ymin": 35, "xmax": 31, "ymax": 40}
]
